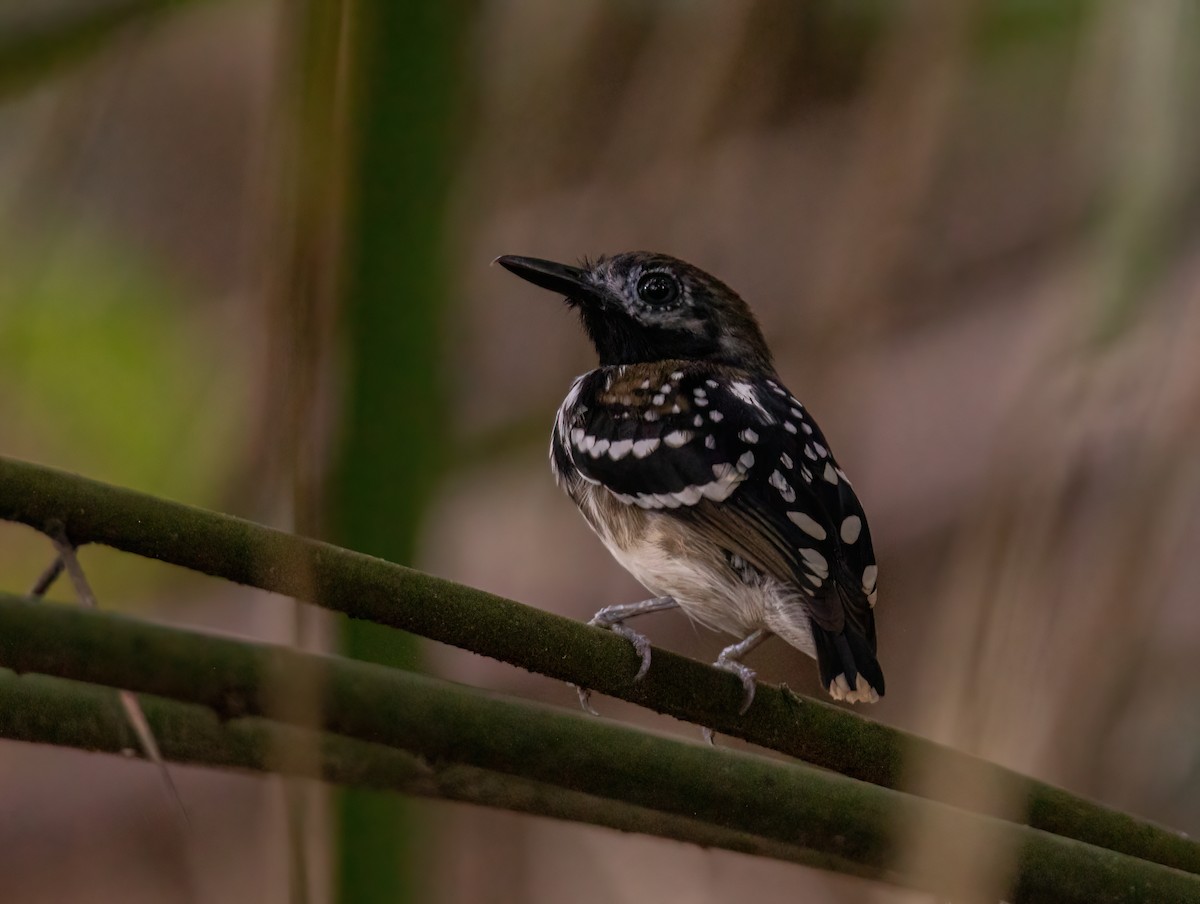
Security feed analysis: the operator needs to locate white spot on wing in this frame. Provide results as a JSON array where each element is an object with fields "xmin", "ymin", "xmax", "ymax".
[
  {"xmin": 632, "ymin": 438, "xmax": 659, "ymax": 458},
  {"xmin": 704, "ymin": 435, "xmax": 717, "ymax": 449},
  {"xmin": 784, "ymin": 422, "xmax": 798, "ymax": 434},
  {"xmin": 840, "ymin": 515, "xmax": 862, "ymax": 544},
  {"xmin": 779, "ymin": 451, "xmax": 793, "ymax": 469},
  {"xmin": 738, "ymin": 428, "xmax": 759, "ymax": 444},
  {"xmin": 729, "ymin": 381, "xmax": 773, "ymax": 421},
  {"xmin": 608, "ymin": 439, "xmax": 634, "ymax": 460},
  {"xmin": 737, "ymin": 450, "xmax": 755, "ymax": 470},
  {"xmin": 710, "ymin": 410, "xmax": 723, "ymax": 422},
  {"xmin": 664, "ymin": 430, "xmax": 693, "ymax": 448},
  {"xmin": 861, "ymin": 565, "xmax": 878, "ymax": 592},
  {"xmin": 769, "ymin": 470, "xmax": 795, "ymax": 502},
  {"xmin": 787, "ymin": 511, "xmax": 827, "ymax": 541},
  {"xmin": 862, "ymin": 565, "xmax": 879, "ymax": 607},
  {"xmin": 629, "ymin": 462, "xmax": 745, "ymax": 507},
  {"xmin": 800, "ymin": 547, "xmax": 829, "ymax": 578},
  {"xmin": 823, "ymin": 463, "xmax": 838, "ymax": 484}
]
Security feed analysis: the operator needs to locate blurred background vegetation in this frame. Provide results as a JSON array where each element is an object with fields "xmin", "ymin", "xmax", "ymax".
[{"xmin": 1, "ymin": 1, "xmax": 1198, "ymax": 902}]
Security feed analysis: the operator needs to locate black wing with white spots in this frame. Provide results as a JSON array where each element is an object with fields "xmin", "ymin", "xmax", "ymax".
[
  {"xmin": 552, "ymin": 364, "xmax": 758, "ymax": 509},
  {"xmin": 553, "ymin": 360, "xmax": 883, "ymax": 698}
]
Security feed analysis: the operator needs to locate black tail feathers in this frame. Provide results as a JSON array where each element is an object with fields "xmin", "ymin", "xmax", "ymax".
[{"xmin": 812, "ymin": 625, "xmax": 885, "ymax": 700}]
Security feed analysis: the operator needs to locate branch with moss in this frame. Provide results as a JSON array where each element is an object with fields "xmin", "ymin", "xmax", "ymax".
[
  {"xmin": 0, "ymin": 595, "xmax": 1197, "ymax": 904},
  {"xmin": 0, "ymin": 668, "xmax": 853, "ymax": 881},
  {"xmin": 1, "ymin": 455, "xmax": 1197, "ymax": 877}
]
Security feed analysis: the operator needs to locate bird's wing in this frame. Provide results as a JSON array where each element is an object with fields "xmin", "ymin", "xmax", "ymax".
[{"xmin": 556, "ymin": 363, "xmax": 881, "ymax": 692}]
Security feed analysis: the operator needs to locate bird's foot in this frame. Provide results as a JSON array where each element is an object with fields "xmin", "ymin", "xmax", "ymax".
[
  {"xmin": 713, "ymin": 655, "xmax": 758, "ymax": 715},
  {"xmin": 604, "ymin": 621, "xmax": 653, "ymax": 680},
  {"xmin": 575, "ymin": 596, "xmax": 678, "ymax": 714},
  {"xmin": 712, "ymin": 628, "xmax": 769, "ymax": 715}
]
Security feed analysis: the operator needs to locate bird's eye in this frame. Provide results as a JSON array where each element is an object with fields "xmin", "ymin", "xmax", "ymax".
[{"xmin": 636, "ymin": 272, "xmax": 680, "ymax": 306}]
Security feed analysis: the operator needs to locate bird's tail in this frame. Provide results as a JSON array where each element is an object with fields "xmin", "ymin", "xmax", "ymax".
[{"xmin": 812, "ymin": 626, "xmax": 884, "ymax": 704}]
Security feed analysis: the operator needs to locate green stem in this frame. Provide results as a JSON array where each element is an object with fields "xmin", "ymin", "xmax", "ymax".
[
  {"xmin": 0, "ymin": 455, "xmax": 1197, "ymax": 876},
  {"xmin": 0, "ymin": 669, "xmax": 881, "ymax": 883},
  {"xmin": 0, "ymin": 595, "xmax": 1196, "ymax": 904}
]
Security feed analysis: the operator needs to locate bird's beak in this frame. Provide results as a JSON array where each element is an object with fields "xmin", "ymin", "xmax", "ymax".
[{"xmin": 495, "ymin": 255, "xmax": 599, "ymax": 304}]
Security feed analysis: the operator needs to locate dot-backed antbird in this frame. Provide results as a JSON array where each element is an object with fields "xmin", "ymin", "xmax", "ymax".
[{"xmin": 497, "ymin": 252, "xmax": 884, "ymax": 719}]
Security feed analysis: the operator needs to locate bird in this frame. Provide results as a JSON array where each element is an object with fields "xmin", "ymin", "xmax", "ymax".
[{"xmin": 497, "ymin": 251, "xmax": 884, "ymax": 718}]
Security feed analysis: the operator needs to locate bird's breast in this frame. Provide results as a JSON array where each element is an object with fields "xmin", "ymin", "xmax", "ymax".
[{"xmin": 566, "ymin": 482, "xmax": 814, "ymax": 655}]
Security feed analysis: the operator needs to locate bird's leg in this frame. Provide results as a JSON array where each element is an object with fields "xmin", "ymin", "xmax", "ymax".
[
  {"xmin": 575, "ymin": 596, "xmax": 678, "ymax": 713},
  {"xmin": 702, "ymin": 628, "xmax": 770, "ymax": 745}
]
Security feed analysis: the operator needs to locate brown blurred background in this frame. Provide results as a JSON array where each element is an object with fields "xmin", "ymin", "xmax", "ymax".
[{"xmin": 1, "ymin": 1, "xmax": 1198, "ymax": 902}]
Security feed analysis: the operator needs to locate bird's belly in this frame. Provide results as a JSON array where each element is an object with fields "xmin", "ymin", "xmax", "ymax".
[{"xmin": 572, "ymin": 484, "xmax": 816, "ymax": 657}]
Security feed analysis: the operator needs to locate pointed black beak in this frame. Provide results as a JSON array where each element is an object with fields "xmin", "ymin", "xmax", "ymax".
[{"xmin": 495, "ymin": 255, "xmax": 598, "ymax": 303}]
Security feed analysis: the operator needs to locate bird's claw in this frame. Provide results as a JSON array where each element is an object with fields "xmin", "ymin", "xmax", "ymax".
[
  {"xmin": 577, "ymin": 596, "xmax": 676, "ymax": 715},
  {"xmin": 714, "ymin": 657, "xmax": 757, "ymax": 715},
  {"xmin": 575, "ymin": 684, "xmax": 599, "ymax": 716},
  {"xmin": 609, "ymin": 623, "xmax": 653, "ymax": 681},
  {"xmin": 575, "ymin": 622, "xmax": 653, "ymax": 715}
]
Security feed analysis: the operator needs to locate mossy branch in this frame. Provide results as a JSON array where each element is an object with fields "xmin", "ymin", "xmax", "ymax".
[
  {"xmin": 0, "ymin": 455, "xmax": 1197, "ymax": 877},
  {"xmin": 0, "ymin": 668, "xmax": 854, "ymax": 880},
  {"xmin": 0, "ymin": 595, "xmax": 1197, "ymax": 904}
]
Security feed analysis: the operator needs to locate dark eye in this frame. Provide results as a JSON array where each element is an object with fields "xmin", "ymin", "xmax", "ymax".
[{"xmin": 636, "ymin": 272, "xmax": 680, "ymax": 306}]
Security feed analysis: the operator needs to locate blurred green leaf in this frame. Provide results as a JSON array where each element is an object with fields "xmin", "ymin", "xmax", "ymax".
[{"xmin": 0, "ymin": 230, "xmax": 247, "ymax": 595}]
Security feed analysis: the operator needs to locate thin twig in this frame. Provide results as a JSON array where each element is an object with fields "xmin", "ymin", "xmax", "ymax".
[
  {"xmin": 48, "ymin": 530, "xmax": 190, "ymax": 828},
  {"xmin": 28, "ymin": 555, "xmax": 63, "ymax": 597}
]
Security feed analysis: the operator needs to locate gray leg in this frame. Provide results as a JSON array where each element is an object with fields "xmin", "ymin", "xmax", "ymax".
[
  {"xmin": 576, "ymin": 596, "xmax": 678, "ymax": 713},
  {"xmin": 703, "ymin": 629, "xmax": 770, "ymax": 745}
]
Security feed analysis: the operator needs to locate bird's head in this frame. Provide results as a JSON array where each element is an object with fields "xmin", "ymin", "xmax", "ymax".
[{"xmin": 497, "ymin": 251, "xmax": 774, "ymax": 373}]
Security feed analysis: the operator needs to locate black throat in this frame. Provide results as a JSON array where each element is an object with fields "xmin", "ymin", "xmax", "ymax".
[{"xmin": 580, "ymin": 306, "xmax": 722, "ymax": 367}]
